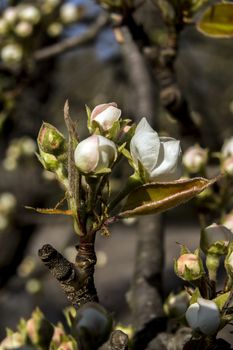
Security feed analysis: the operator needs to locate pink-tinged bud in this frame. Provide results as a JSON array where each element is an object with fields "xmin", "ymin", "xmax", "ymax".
[
  {"xmin": 183, "ymin": 145, "xmax": 207, "ymax": 173},
  {"xmin": 175, "ymin": 253, "xmax": 204, "ymax": 281},
  {"xmin": 221, "ymin": 156, "xmax": 233, "ymax": 176},
  {"xmin": 52, "ymin": 325, "xmax": 65, "ymax": 346},
  {"xmin": 91, "ymin": 102, "xmax": 121, "ymax": 131},
  {"xmin": 26, "ymin": 308, "xmax": 53, "ymax": 348},
  {"xmin": 38, "ymin": 122, "xmax": 66, "ymax": 156},
  {"xmin": 74, "ymin": 135, "xmax": 117, "ymax": 174}
]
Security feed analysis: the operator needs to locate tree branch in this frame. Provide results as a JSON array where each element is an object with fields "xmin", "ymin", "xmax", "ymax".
[
  {"xmin": 34, "ymin": 14, "xmax": 109, "ymax": 61},
  {"xmin": 109, "ymin": 330, "xmax": 129, "ymax": 350}
]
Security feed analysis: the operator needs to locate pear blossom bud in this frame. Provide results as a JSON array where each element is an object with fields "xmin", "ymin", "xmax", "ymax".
[
  {"xmin": 130, "ymin": 118, "xmax": 182, "ymax": 182},
  {"xmin": 222, "ymin": 211, "xmax": 233, "ymax": 232},
  {"xmin": 221, "ymin": 156, "xmax": 233, "ymax": 176},
  {"xmin": 200, "ymin": 223, "xmax": 232, "ymax": 255},
  {"xmin": 74, "ymin": 135, "xmax": 117, "ymax": 174},
  {"xmin": 183, "ymin": 145, "xmax": 207, "ymax": 173},
  {"xmin": 164, "ymin": 290, "xmax": 191, "ymax": 318},
  {"xmin": 0, "ymin": 19, "xmax": 8, "ymax": 35},
  {"xmin": 175, "ymin": 253, "xmax": 204, "ymax": 281},
  {"xmin": 3, "ymin": 7, "xmax": 18, "ymax": 24},
  {"xmin": 47, "ymin": 22, "xmax": 63, "ymax": 37},
  {"xmin": 15, "ymin": 21, "xmax": 33, "ymax": 37},
  {"xmin": 222, "ymin": 137, "xmax": 233, "ymax": 158},
  {"xmin": 0, "ymin": 332, "xmax": 24, "ymax": 349},
  {"xmin": 58, "ymin": 341, "xmax": 76, "ymax": 350},
  {"xmin": 91, "ymin": 102, "xmax": 121, "ymax": 131},
  {"xmin": 185, "ymin": 298, "xmax": 220, "ymax": 335},
  {"xmin": 18, "ymin": 6, "xmax": 41, "ymax": 24},
  {"xmin": 38, "ymin": 122, "xmax": 66, "ymax": 156},
  {"xmin": 60, "ymin": 3, "xmax": 79, "ymax": 24},
  {"xmin": 1, "ymin": 43, "xmax": 23, "ymax": 64}
]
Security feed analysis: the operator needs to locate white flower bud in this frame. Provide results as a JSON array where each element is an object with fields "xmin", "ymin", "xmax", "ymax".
[
  {"xmin": 185, "ymin": 298, "xmax": 220, "ymax": 335},
  {"xmin": 164, "ymin": 290, "xmax": 191, "ymax": 318},
  {"xmin": 0, "ymin": 19, "xmax": 8, "ymax": 35},
  {"xmin": 15, "ymin": 21, "xmax": 33, "ymax": 37},
  {"xmin": 222, "ymin": 137, "xmax": 233, "ymax": 158},
  {"xmin": 91, "ymin": 103, "xmax": 121, "ymax": 131},
  {"xmin": 183, "ymin": 145, "xmax": 207, "ymax": 173},
  {"xmin": 3, "ymin": 7, "xmax": 18, "ymax": 24},
  {"xmin": 221, "ymin": 156, "xmax": 233, "ymax": 176},
  {"xmin": 18, "ymin": 5, "xmax": 41, "ymax": 24},
  {"xmin": 1, "ymin": 43, "xmax": 23, "ymax": 64},
  {"xmin": 130, "ymin": 118, "xmax": 182, "ymax": 182},
  {"xmin": 200, "ymin": 223, "xmax": 233, "ymax": 255},
  {"xmin": 60, "ymin": 3, "xmax": 79, "ymax": 24},
  {"xmin": 74, "ymin": 135, "xmax": 117, "ymax": 174},
  {"xmin": 47, "ymin": 22, "xmax": 63, "ymax": 37}
]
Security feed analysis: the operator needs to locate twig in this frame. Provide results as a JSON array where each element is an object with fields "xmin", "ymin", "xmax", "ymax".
[{"xmin": 34, "ymin": 14, "xmax": 109, "ymax": 61}]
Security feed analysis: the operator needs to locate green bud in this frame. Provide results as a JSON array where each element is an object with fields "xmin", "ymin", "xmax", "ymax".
[{"xmin": 38, "ymin": 122, "xmax": 66, "ymax": 156}]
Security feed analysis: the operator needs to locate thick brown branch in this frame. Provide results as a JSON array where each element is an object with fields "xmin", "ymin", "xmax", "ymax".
[
  {"xmin": 34, "ymin": 14, "xmax": 109, "ymax": 61},
  {"xmin": 38, "ymin": 242, "xmax": 98, "ymax": 309}
]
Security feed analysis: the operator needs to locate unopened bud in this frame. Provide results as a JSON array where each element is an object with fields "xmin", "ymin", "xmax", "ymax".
[
  {"xmin": 18, "ymin": 5, "xmax": 41, "ymax": 24},
  {"xmin": 164, "ymin": 290, "xmax": 191, "ymax": 319},
  {"xmin": 185, "ymin": 298, "xmax": 220, "ymax": 335},
  {"xmin": 200, "ymin": 223, "xmax": 232, "ymax": 255},
  {"xmin": 175, "ymin": 253, "xmax": 204, "ymax": 281},
  {"xmin": 38, "ymin": 122, "xmax": 66, "ymax": 156},
  {"xmin": 26, "ymin": 308, "xmax": 53, "ymax": 348},
  {"xmin": 222, "ymin": 137, "xmax": 233, "ymax": 158},
  {"xmin": 74, "ymin": 135, "xmax": 117, "ymax": 174},
  {"xmin": 60, "ymin": 4, "xmax": 79, "ymax": 24},
  {"xmin": 221, "ymin": 156, "xmax": 233, "ymax": 176},
  {"xmin": 1, "ymin": 43, "xmax": 23, "ymax": 64},
  {"xmin": 183, "ymin": 145, "xmax": 207, "ymax": 173},
  {"xmin": 91, "ymin": 102, "xmax": 121, "ymax": 131},
  {"xmin": 47, "ymin": 22, "xmax": 63, "ymax": 37},
  {"xmin": 15, "ymin": 21, "xmax": 33, "ymax": 37},
  {"xmin": 3, "ymin": 7, "xmax": 18, "ymax": 24}
]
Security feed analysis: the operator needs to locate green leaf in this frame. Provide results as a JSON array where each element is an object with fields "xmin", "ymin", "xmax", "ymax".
[
  {"xmin": 213, "ymin": 291, "xmax": 231, "ymax": 311},
  {"xmin": 118, "ymin": 176, "xmax": 218, "ymax": 218},
  {"xmin": 197, "ymin": 3, "xmax": 233, "ymax": 38}
]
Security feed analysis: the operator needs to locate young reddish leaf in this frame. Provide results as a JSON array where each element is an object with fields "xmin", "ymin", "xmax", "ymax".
[
  {"xmin": 197, "ymin": 3, "xmax": 233, "ymax": 38},
  {"xmin": 25, "ymin": 206, "xmax": 73, "ymax": 216},
  {"xmin": 118, "ymin": 177, "xmax": 218, "ymax": 218}
]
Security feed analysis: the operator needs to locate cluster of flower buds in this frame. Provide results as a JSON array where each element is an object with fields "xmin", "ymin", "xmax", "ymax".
[
  {"xmin": 0, "ymin": 1, "xmax": 83, "ymax": 66},
  {"xmin": 221, "ymin": 137, "xmax": 233, "ymax": 176},
  {"xmin": 0, "ymin": 303, "xmax": 112, "ymax": 350},
  {"xmin": 2, "ymin": 136, "xmax": 36, "ymax": 171},
  {"xmin": 171, "ymin": 223, "xmax": 233, "ymax": 339}
]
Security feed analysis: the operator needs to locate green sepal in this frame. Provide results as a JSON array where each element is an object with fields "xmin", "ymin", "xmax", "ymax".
[
  {"xmin": 213, "ymin": 292, "xmax": 231, "ymax": 311},
  {"xmin": 190, "ymin": 288, "xmax": 202, "ymax": 305}
]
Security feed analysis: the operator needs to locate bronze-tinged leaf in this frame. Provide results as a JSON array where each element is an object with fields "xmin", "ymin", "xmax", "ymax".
[
  {"xmin": 118, "ymin": 177, "xmax": 218, "ymax": 218},
  {"xmin": 197, "ymin": 3, "xmax": 233, "ymax": 38},
  {"xmin": 25, "ymin": 206, "xmax": 73, "ymax": 216}
]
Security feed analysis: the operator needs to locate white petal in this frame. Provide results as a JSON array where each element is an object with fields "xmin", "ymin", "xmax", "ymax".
[
  {"xmin": 149, "ymin": 139, "xmax": 182, "ymax": 181},
  {"xmin": 74, "ymin": 135, "xmax": 99, "ymax": 173},
  {"xmin": 185, "ymin": 302, "xmax": 199, "ymax": 329},
  {"xmin": 197, "ymin": 298, "xmax": 220, "ymax": 335},
  {"xmin": 130, "ymin": 118, "xmax": 160, "ymax": 172},
  {"xmin": 94, "ymin": 106, "xmax": 121, "ymax": 130},
  {"xmin": 97, "ymin": 135, "xmax": 117, "ymax": 170}
]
